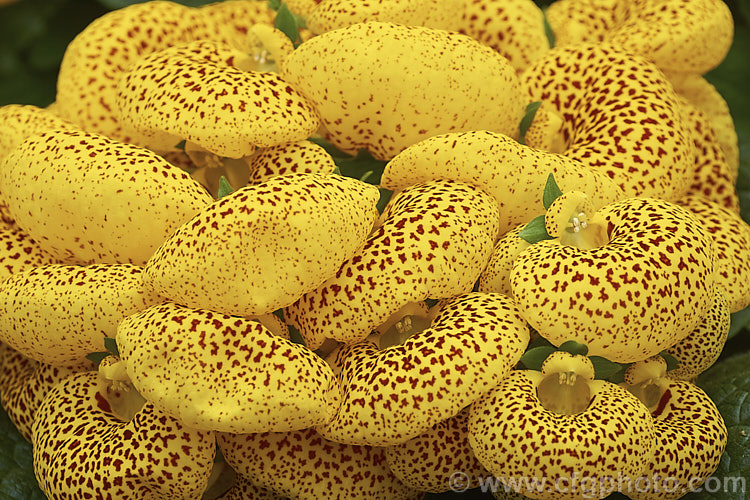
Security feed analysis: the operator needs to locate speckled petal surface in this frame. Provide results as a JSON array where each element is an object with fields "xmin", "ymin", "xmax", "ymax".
[
  {"xmin": 218, "ymin": 428, "xmax": 421, "ymax": 500},
  {"xmin": 0, "ymin": 130, "xmax": 213, "ymax": 265},
  {"xmin": 286, "ymin": 180, "xmax": 499, "ymax": 349},
  {"xmin": 0, "ymin": 343, "xmax": 89, "ymax": 441},
  {"xmin": 118, "ymin": 40, "xmax": 320, "ymax": 158},
  {"xmin": 317, "ymin": 293, "xmax": 529, "ymax": 446},
  {"xmin": 306, "ymin": 0, "xmax": 465, "ymax": 34},
  {"xmin": 0, "ymin": 104, "xmax": 74, "ymax": 163},
  {"xmin": 381, "ymin": 130, "xmax": 624, "ymax": 234},
  {"xmin": 0, "ymin": 199, "xmax": 18, "ymax": 231},
  {"xmin": 117, "ymin": 302, "xmax": 340, "ymax": 434},
  {"xmin": 478, "ymin": 225, "xmax": 528, "ymax": 296},
  {"xmin": 385, "ymin": 408, "xmax": 489, "ymax": 493},
  {"xmin": 247, "ymin": 140, "xmax": 336, "ymax": 184},
  {"xmin": 217, "ymin": 475, "xmax": 285, "ymax": 500},
  {"xmin": 0, "ymin": 264, "xmax": 162, "ymax": 366},
  {"xmin": 624, "ymin": 381, "xmax": 727, "ymax": 500},
  {"xmin": 143, "ymin": 173, "xmax": 379, "ymax": 316},
  {"xmin": 511, "ymin": 198, "xmax": 715, "ymax": 363},
  {"xmin": 0, "ymin": 228, "xmax": 57, "ymax": 281},
  {"xmin": 468, "ymin": 371, "xmax": 656, "ymax": 500},
  {"xmin": 680, "ymin": 99, "xmax": 739, "ymax": 212},
  {"xmin": 546, "ymin": 0, "xmax": 733, "ymax": 75},
  {"xmin": 282, "ymin": 22, "xmax": 524, "ymax": 160},
  {"xmin": 32, "ymin": 371, "xmax": 215, "ymax": 500},
  {"xmin": 678, "ymin": 195, "xmax": 750, "ymax": 312},
  {"xmin": 671, "ymin": 74, "xmax": 739, "ymax": 176},
  {"xmin": 521, "ymin": 44, "xmax": 692, "ymax": 201},
  {"xmin": 460, "ymin": 0, "xmax": 550, "ymax": 73},
  {"xmin": 668, "ymin": 289, "xmax": 729, "ymax": 381},
  {"xmin": 55, "ymin": 1, "xmax": 214, "ymax": 143}
]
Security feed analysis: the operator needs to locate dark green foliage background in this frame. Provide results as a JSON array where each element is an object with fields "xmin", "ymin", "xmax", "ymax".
[{"xmin": 0, "ymin": 1, "xmax": 748, "ymax": 499}]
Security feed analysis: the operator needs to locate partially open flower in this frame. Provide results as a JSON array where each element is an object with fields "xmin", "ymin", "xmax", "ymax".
[
  {"xmin": 679, "ymin": 194, "xmax": 750, "ymax": 312},
  {"xmin": 316, "ymin": 293, "xmax": 529, "ymax": 446},
  {"xmin": 286, "ymin": 180, "xmax": 499, "ymax": 349},
  {"xmin": 620, "ymin": 359, "xmax": 727, "ymax": 500},
  {"xmin": 217, "ymin": 428, "xmax": 420, "ymax": 499},
  {"xmin": 668, "ymin": 289, "xmax": 730, "ymax": 381},
  {"xmin": 247, "ymin": 140, "xmax": 336, "ymax": 184},
  {"xmin": 0, "ymin": 130, "xmax": 213, "ymax": 265},
  {"xmin": 511, "ymin": 197, "xmax": 716, "ymax": 363},
  {"xmin": 385, "ymin": 408, "xmax": 489, "ymax": 493},
  {"xmin": 305, "ymin": 0, "xmax": 466, "ymax": 34},
  {"xmin": 199, "ymin": 0, "xmax": 275, "ymax": 51},
  {"xmin": 0, "ymin": 343, "xmax": 90, "ymax": 441},
  {"xmin": 521, "ymin": 44, "xmax": 693, "ymax": 201},
  {"xmin": 143, "ymin": 173, "xmax": 379, "ymax": 317},
  {"xmin": 545, "ymin": 0, "xmax": 733, "ymax": 75},
  {"xmin": 381, "ymin": 130, "xmax": 623, "ymax": 242},
  {"xmin": 469, "ymin": 352, "xmax": 656, "ymax": 500},
  {"xmin": 32, "ymin": 371, "xmax": 216, "ymax": 499},
  {"xmin": 680, "ymin": 99, "xmax": 739, "ymax": 212},
  {"xmin": 671, "ymin": 74, "xmax": 739, "ymax": 175},
  {"xmin": 0, "ymin": 264, "xmax": 162, "ymax": 366},
  {"xmin": 460, "ymin": 0, "xmax": 550, "ymax": 73},
  {"xmin": 282, "ymin": 22, "xmax": 524, "ymax": 160},
  {"xmin": 477, "ymin": 224, "xmax": 528, "ymax": 296},
  {"xmin": 117, "ymin": 40, "xmax": 318, "ymax": 158},
  {"xmin": 117, "ymin": 302, "xmax": 340, "ymax": 434},
  {"xmin": 55, "ymin": 1, "xmax": 214, "ymax": 143}
]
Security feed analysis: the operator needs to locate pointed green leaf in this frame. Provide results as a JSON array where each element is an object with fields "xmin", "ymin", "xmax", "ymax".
[
  {"xmin": 659, "ymin": 351, "xmax": 680, "ymax": 372},
  {"xmin": 518, "ymin": 214, "xmax": 553, "ymax": 244},
  {"xmin": 104, "ymin": 337, "xmax": 119, "ymax": 357},
  {"xmin": 274, "ymin": 3, "xmax": 300, "ymax": 47},
  {"xmin": 174, "ymin": 140, "xmax": 186, "ymax": 151},
  {"xmin": 218, "ymin": 176, "xmax": 234, "ymax": 198},
  {"xmin": 519, "ymin": 346, "xmax": 557, "ymax": 371},
  {"xmin": 0, "ymin": 409, "xmax": 45, "ymax": 500},
  {"xmin": 288, "ymin": 324, "xmax": 306, "ymax": 346},
  {"xmin": 267, "ymin": 0, "xmax": 281, "ymax": 11},
  {"xmin": 589, "ymin": 356, "xmax": 625, "ymax": 381},
  {"xmin": 85, "ymin": 352, "xmax": 109, "ymax": 366},
  {"xmin": 559, "ymin": 340, "xmax": 588, "ymax": 356},
  {"xmin": 542, "ymin": 8, "xmax": 555, "ymax": 48},
  {"xmin": 377, "ymin": 188, "xmax": 393, "ymax": 214},
  {"xmin": 519, "ymin": 101, "xmax": 542, "ymax": 146},
  {"xmin": 542, "ymin": 173, "xmax": 563, "ymax": 210}
]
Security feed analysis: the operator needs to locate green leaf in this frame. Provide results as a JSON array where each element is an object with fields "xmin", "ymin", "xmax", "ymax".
[
  {"xmin": 518, "ymin": 214, "xmax": 553, "ymax": 244},
  {"xmin": 659, "ymin": 351, "xmax": 680, "ymax": 372},
  {"xmin": 359, "ymin": 170, "xmax": 374, "ymax": 184},
  {"xmin": 85, "ymin": 351, "xmax": 109, "ymax": 366},
  {"xmin": 542, "ymin": 8, "xmax": 555, "ymax": 48},
  {"xmin": 274, "ymin": 3, "xmax": 300, "ymax": 47},
  {"xmin": 0, "ymin": 408, "xmax": 45, "ymax": 499},
  {"xmin": 518, "ymin": 101, "xmax": 542, "ymax": 146},
  {"xmin": 104, "ymin": 337, "xmax": 119, "ymax": 357},
  {"xmin": 542, "ymin": 173, "xmax": 563, "ymax": 210},
  {"xmin": 558, "ymin": 340, "xmax": 588, "ymax": 356},
  {"xmin": 267, "ymin": 0, "xmax": 281, "ymax": 10},
  {"xmin": 377, "ymin": 188, "xmax": 393, "ymax": 214},
  {"xmin": 174, "ymin": 140, "xmax": 186, "ymax": 151},
  {"xmin": 589, "ymin": 356, "xmax": 624, "ymax": 381},
  {"xmin": 217, "ymin": 176, "xmax": 234, "ymax": 198},
  {"xmin": 334, "ymin": 149, "xmax": 389, "ymax": 183},
  {"xmin": 685, "ymin": 352, "xmax": 750, "ymax": 499},
  {"xmin": 288, "ymin": 324, "xmax": 306, "ymax": 346},
  {"xmin": 519, "ymin": 346, "xmax": 556, "ymax": 370}
]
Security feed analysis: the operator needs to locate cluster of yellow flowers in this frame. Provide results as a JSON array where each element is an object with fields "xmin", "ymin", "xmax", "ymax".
[{"xmin": 0, "ymin": 1, "xmax": 747, "ymax": 499}]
